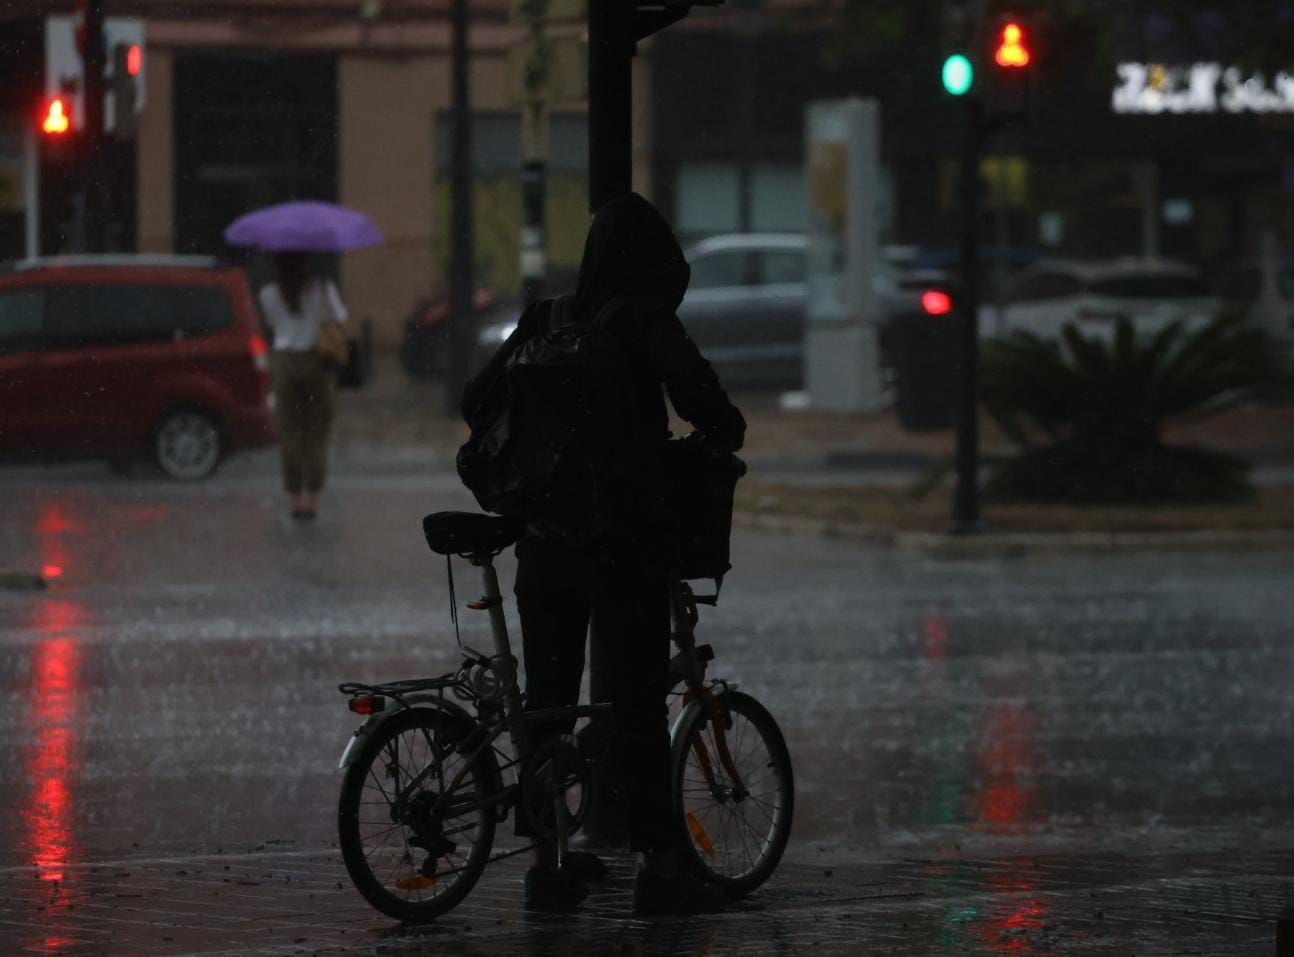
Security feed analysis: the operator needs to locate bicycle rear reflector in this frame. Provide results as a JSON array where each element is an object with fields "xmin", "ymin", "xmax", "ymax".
[{"xmin": 348, "ymin": 695, "xmax": 385, "ymax": 715}]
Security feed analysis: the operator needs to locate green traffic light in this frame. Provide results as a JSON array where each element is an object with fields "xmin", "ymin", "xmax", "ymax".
[{"xmin": 942, "ymin": 54, "xmax": 974, "ymax": 96}]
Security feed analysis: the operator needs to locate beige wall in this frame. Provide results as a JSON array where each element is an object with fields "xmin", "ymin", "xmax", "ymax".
[
  {"xmin": 135, "ymin": 49, "xmax": 174, "ymax": 254},
  {"xmin": 339, "ymin": 50, "xmax": 512, "ymax": 350}
]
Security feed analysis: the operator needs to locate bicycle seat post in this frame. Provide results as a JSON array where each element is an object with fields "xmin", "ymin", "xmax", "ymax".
[{"xmin": 470, "ymin": 549, "xmax": 529, "ymax": 753}]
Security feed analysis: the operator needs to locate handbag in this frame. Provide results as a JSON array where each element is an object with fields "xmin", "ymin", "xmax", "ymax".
[
  {"xmin": 316, "ymin": 319, "xmax": 350, "ymax": 368},
  {"xmin": 338, "ymin": 338, "xmax": 366, "ymax": 389}
]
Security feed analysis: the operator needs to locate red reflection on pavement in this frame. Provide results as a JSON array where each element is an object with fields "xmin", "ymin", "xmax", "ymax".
[
  {"xmin": 922, "ymin": 611, "xmax": 949, "ymax": 659},
  {"xmin": 29, "ymin": 637, "xmax": 81, "ymax": 882},
  {"xmin": 977, "ymin": 869, "xmax": 1049, "ymax": 952},
  {"xmin": 35, "ymin": 502, "xmax": 84, "ymax": 536},
  {"xmin": 973, "ymin": 705, "xmax": 1039, "ymax": 830},
  {"xmin": 36, "ymin": 502, "xmax": 77, "ymax": 584},
  {"xmin": 26, "ymin": 605, "xmax": 85, "ymax": 886}
]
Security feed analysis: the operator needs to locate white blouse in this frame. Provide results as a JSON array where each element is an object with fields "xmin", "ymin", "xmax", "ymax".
[{"xmin": 259, "ymin": 278, "xmax": 348, "ymax": 353}]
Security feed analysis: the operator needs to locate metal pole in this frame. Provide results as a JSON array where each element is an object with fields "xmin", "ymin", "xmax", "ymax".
[
  {"xmin": 588, "ymin": 0, "xmax": 633, "ymax": 211},
  {"xmin": 579, "ymin": 0, "xmax": 635, "ymax": 849},
  {"xmin": 82, "ymin": 0, "xmax": 107, "ymax": 252},
  {"xmin": 520, "ymin": 158, "xmax": 546, "ymax": 305},
  {"xmin": 951, "ymin": 96, "xmax": 983, "ymax": 533},
  {"xmin": 444, "ymin": 0, "xmax": 474, "ymax": 416},
  {"xmin": 23, "ymin": 128, "xmax": 40, "ymax": 259},
  {"xmin": 519, "ymin": 0, "xmax": 550, "ymax": 306}
]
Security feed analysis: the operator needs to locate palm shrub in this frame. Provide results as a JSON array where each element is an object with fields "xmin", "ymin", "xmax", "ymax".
[{"xmin": 979, "ymin": 317, "xmax": 1283, "ymax": 503}]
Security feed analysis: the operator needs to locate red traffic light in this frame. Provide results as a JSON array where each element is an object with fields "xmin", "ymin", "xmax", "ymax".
[
  {"xmin": 994, "ymin": 21, "xmax": 1031, "ymax": 68},
  {"xmin": 921, "ymin": 290, "xmax": 954, "ymax": 316},
  {"xmin": 126, "ymin": 44, "xmax": 142, "ymax": 77},
  {"xmin": 42, "ymin": 97, "xmax": 72, "ymax": 135}
]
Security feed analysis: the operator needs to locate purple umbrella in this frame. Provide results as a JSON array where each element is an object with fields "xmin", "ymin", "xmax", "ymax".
[{"xmin": 223, "ymin": 200, "xmax": 383, "ymax": 252}]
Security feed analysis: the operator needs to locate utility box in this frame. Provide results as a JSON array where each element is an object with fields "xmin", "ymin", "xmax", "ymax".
[{"xmin": 804, "ymin": 99, "xmax": 885, "ymax": 412}]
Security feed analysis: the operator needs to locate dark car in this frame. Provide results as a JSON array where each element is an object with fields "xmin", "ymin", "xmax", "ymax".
[
  {"xmin": 0, "ymin": 255, "xmax": 275, "ymax": 479},
  {"xmin": 400, "ymin": 288, "xmax": 499, "ymax": 381}
]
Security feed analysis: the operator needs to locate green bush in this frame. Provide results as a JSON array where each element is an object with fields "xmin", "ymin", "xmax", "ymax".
[{"xmin": 980, "ymin": 317, "xmax": 1283, "ymax": 504}]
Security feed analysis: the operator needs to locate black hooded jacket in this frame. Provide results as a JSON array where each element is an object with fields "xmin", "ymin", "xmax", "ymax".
[{"xmin": 461, "ymin": 193, "xmax": 746, "ymax": 464}]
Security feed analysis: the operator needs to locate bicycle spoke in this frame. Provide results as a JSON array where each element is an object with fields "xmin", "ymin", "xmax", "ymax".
[
  {"xmin": 730, "ymin": 803, "xmax": 755, "ymax": 873},
  {"xmin": 358, "ymin": 821, "xmax": 404, "ymax": 844}
]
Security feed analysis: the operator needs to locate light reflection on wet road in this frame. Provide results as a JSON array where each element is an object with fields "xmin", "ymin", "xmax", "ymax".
[{"xmin": 1, "ymin": 458, "xmax": 1292, "ymax": 952}]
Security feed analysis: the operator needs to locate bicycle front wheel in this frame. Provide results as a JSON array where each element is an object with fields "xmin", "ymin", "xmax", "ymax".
[
  {"xmin": 338, "ymin": 707, "xmax": 498, "ymax": 922},
  {"xmin": 670, "ymin": 690, "xmax": 794, "ymax": 897}
]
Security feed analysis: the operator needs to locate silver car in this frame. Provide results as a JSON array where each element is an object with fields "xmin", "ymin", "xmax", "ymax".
[
  {"xmin": 996, "ymin": 257, "xmax": 1219, "ymax": 341},
  {"xmin": 473, "ymin": 233, "xmax": 927, "ymax": 391}
]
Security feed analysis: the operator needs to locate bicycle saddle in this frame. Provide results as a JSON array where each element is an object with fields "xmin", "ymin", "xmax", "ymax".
[{"xmin": 422, "ymin": 511, "xmax": 524, "ymax": 556}]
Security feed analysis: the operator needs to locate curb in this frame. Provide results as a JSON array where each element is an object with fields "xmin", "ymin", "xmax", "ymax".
[
  {"xmin": 0, "ymin": 570, "xmax": 48, "ymax": 592},
  {"xmin": 734, "ymin": 511, "xmax": 1294, "ymax": 558}
]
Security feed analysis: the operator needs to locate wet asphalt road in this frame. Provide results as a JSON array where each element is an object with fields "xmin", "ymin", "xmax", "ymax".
[{"xmin": 2, "ymin": 451, "xmax": 1293, "ymax": 954}]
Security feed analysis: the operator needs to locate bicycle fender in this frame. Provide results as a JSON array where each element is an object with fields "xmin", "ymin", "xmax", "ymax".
[
  {"xmin": 667, "ymin": 681, "xmax": 738, "ymax": 744},
  {"xmin": 337, "ymin": 695, "xmax": 479, "ymax": 770}
]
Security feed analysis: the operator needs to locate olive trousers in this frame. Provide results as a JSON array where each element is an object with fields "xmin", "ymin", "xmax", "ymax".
[{"xmin": 272, "ymin": 350, "xmax": 337, "ymax": 495}]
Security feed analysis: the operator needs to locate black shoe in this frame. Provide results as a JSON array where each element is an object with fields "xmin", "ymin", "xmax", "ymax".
[
  {"xmin": 561, "ymin": 850, "xmax": 607, "ymax": 882},
  {"xmin": 524, "ymin": 865, "xmax": 589, "ymax": 913},
  {"xmin": 633, "ymin": 869, "xmax": 727, "ymax": 916}
]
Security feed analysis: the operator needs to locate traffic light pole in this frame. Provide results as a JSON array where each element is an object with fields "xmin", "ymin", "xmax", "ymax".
[
  {"xmin": 81, "ymin": 0, "xmax": 107, "ymax": 252},
  {"xmin": 951, "ymin": 96, "xmax": 983, "ymax": 533},
  {"xmin": 588, "ymin": 0, "xmax": 634, "ymax": 210},
  {"xmin": 580, "ymin": 0, "xmax": 636, "ymax": 850},
  {"xmin": 444, "ymin": 0, "xmax": 474, "ymax": 416}
]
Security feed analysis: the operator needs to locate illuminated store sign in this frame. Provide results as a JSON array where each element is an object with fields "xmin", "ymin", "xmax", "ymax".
[{"xmin": 1113, "ymin": 62, "xmax": 1294, "ymax": 114}]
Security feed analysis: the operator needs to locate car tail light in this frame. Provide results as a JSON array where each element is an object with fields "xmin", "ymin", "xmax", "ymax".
[
  {"xmin": 249, "ymin": 334, "xmax": 270, "ymax": 372},
  {"xmin": 252, "ymin": 333, "xmax": 275, "ymax": 395},
  {"xmin": 921, "ymin": 290, "xmax": 953, "ymax": 316}
]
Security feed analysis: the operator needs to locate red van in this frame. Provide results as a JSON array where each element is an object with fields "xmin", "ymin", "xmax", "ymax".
[{"xmin": 0, "ymin": 256, "xmax": 275, "ymax": 479}]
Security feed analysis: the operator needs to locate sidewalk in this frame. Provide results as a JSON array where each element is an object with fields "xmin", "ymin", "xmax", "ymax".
[
  {"xmin": 334, "ymin": 353, "xmax": 1294, "ymax": 476},
  {"xmin": 4, "ymin": 842, "xmax": 1291, "ymax": 955}
]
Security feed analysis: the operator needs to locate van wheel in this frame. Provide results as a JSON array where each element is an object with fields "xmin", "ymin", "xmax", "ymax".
[{"xmin": 154, "ymin": 410, "xmax": 223, "ymax": 480}]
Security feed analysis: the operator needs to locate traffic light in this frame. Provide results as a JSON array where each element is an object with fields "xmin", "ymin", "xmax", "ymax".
[
  {"xmin": 110, "ymin": 42, "xmax": 139, "ymax": 138},
  {"xmin": 41, "ymin": 96, "xmax": 73, "ymax": 136},
  {"xmin": 986, "ymin": 14, "xmax": 1037, "ymax": 120},
  {"xmin": 939, "ymin": 1, "xmax": 975, "ymax": 97},
  {"xmin": 993, "ymin": 20, "xmax": 1031, "ymax": 68},
  {"xmin": 941, "ymin": 54, "xmax": 974, "ymax": 97}
]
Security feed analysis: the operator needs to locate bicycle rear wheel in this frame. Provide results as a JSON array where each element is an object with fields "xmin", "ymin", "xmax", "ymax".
[
  {"xmin": 670, "ymin": 690, "xmax": 794, "ymax": 897},
  {"xmin": 338, "ymin": 707, "xmax": 498, "ymax": 922}
]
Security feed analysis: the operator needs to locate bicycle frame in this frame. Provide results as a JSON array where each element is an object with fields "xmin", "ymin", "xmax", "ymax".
[
  {"xmin": 339, "ymin": 548, "xmax": 611, "ymax": 857},
  {"xmin": 339, "ymin": 548, "xmax": 748, "ymax": 856}
]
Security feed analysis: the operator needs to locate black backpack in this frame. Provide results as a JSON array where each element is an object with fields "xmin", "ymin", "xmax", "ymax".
[{"xmin": 456, "ymin": 296, "xmax": 636, "ymax": 544}]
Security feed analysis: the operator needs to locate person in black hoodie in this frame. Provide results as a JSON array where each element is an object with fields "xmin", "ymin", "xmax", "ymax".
[{"xmin": 461, "ymin": 193, "xmax": 745, "ymax": 914}]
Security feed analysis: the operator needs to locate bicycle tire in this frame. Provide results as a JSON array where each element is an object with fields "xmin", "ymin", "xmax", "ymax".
[
  {"xmin": 670, "ymin": 690, "xmax": 794, "ymax": 896},
  {"xmin": 338, "ymin": 707, "xmax": 498, "ymax": 922}
]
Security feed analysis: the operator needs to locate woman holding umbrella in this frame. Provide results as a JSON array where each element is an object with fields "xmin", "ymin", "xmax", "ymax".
[{"xmin": 225, "ymin": 201, "xmax": 382, "ymax": 520}]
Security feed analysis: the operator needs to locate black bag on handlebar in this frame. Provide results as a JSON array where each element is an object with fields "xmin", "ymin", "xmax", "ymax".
[{"xmin": 662, "ymin": 435, "xmax": 747, "ymax": 581}]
